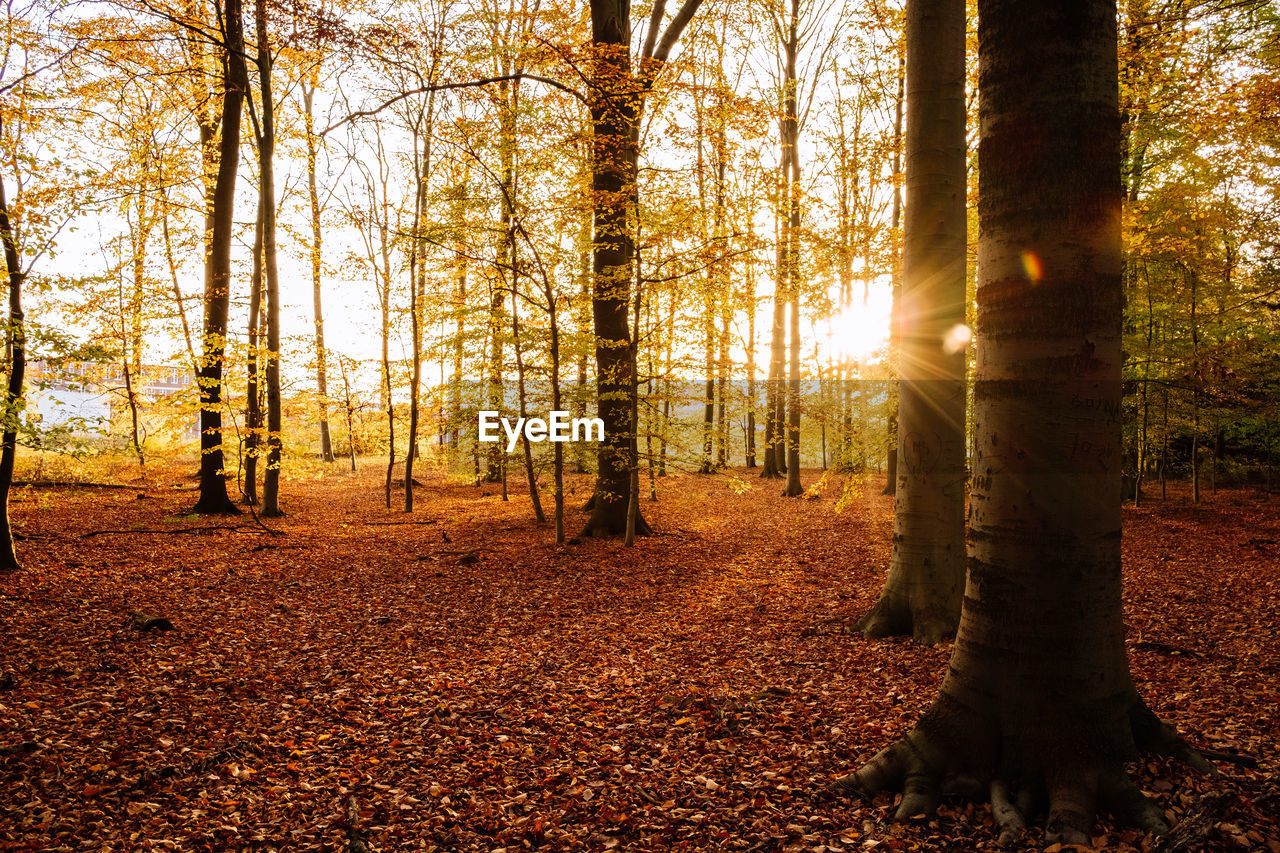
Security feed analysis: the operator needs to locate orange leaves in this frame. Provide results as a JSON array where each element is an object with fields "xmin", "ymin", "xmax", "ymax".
[{"xmin": 0, "ymin": 467, "xmax": 1276, "ymax": 849}]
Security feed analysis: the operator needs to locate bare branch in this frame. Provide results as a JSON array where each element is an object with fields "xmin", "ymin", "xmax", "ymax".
[{"xmin": 319, "ymin": 72, "xmax": 584, "ymax": 136}]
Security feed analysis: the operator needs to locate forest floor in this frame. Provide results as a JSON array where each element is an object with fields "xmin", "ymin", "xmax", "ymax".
[{"xmin": 1, "ymin": 461, "xmax": 1277, "ymax": 852}]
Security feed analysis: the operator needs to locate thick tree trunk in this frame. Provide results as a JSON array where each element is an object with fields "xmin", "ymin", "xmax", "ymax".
[
  {"xmin": 583, "ymin": 4, "xmax": 647, "ymax": 537},
  {"xmin": 835, "ymin": 1, "xmax": 1211, "ymax": 844},
  {"xmin": 194, "ymin": 0, "xmax": 246, "ymax": 516},
  {"xmin": 583, "ymin": 0, "xmax": 701, "ymax": 534},
  {"xmin": 857, "ymin": 0, "xmax": 966, "ymax": 643}
]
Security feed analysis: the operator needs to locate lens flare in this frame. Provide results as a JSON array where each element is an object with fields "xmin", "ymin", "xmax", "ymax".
[
  {"xmin": 1021, "ymin": 251, "xmax": 1043, "ymax": 283},
  {"xmin": 942, "ymin": 323, "xmax": 972, "ymax": 355}
]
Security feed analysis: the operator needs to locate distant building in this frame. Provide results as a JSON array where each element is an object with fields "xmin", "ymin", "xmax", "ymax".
[{"xmin": 24, "ymin": 360, "xmax": 197, "ymax": 438}]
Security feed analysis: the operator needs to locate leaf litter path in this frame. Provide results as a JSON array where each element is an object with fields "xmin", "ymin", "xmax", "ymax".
[{"xmin": 0, "ymin": 467, "xmax": 1276, "ymax": 852}]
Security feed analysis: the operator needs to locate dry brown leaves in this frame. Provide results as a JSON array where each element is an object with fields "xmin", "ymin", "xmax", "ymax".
[{"xmin": 0, "ymin": 466, "xmax": 1275, "ymax": 852}]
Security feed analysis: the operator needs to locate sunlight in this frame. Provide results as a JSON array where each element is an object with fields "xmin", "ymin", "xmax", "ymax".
[
  {"xmin": 942, "ymin": 323, "xmax": 972, "ymax": 355},
  {"xmin": 827, "ymin": 277, "xmax": 894, "ymax": 362}
]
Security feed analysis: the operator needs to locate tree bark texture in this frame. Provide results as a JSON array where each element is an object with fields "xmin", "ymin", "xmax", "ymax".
[
  {"xmin": 857, "ymin": 0, "xmax": 966, "ymax": 643},
  {"xmin": 584, "ymin": 1, "xmax": 647, "ymax": 537},
  {"xmin": 194, "ymin": 0, "xmax": 246, "ymax": 516},
  {"xmin": 835, "ymin": 1, "xmax": 1212, "ymax": 844}
]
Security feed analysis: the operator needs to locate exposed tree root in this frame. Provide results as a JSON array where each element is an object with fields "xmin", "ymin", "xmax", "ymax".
[
  {"xmin": 581, "ymin": 511, "xmax": 652, "ymax": 539},
  {"xmin": 854, "ymin": 590, "xmax": 956, "ymax": 646},
  {"xmin": 829, "ymin": 698, "xmax": 1214, "ymax": 846},
  {"xmin": 1151, "ymin": 791, "xmax": 1231, "ymax": 853}
]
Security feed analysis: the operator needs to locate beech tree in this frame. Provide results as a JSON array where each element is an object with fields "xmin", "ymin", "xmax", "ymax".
[
  {"xmin": 582, "ymin": 0, "xmax": 704, "ymax": 537},
  {"xmin": 834, "ymin": 0, "xmax": 1216, "ymax": 843},
  {"xmin": 855, "ymin": 0, "xmax": 966, "ymax": 644},
  {"xmin": 193, "ymin": 0, "xmax": 245, "ymax": 515},
  {"xmin": 252, "ymin": 0, "xmax": 284, "ymax": 517},
  {"xmin": 301, "ymin": 69, "xmax": 334, "ymax": 464},
  {"xmin": 0, "ymin": 129, "xmax": 25, "ymax": 570}
]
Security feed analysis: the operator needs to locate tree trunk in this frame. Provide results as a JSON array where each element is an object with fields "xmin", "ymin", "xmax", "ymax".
[
  {"xmin": 714, "ymin": 117, "xmax": 730, "ymax": 470},
  {"xmin": 405, "ymin": 131, "xmax": 427, "ymax": 512},
  {"xmin": 782, "ymin": 56, "xmax": 803, "ymax": 497},
  {"xmin": 744, "ymin": 218, "xmax": 757, "ymax": 468},
  {"xmin": 835, "ymin": 2, "xmax": 1211, "ymax": 843},
  {"xmin": 484, "ymin": 81, "xmax": 513, "ymax": 485},
  {"xmin": 856, "ymin": 0, "xmax": 966, "ymax": 643},
  {"xmin": 302, "ymin": 78, "xmax": 334, "ymax": 464},
  {"xmin": 583, "ymin": 0, "xmax": 702, "ymax": 534},
  {"xmin": 1136, "ymin": 262, "xmax": 1155, "ymax": 507},
  {"xmin": 484, "ymin": 285, "xmax": 507, "ymax": 484},
  {"xmin": 378, "ymin": 169, "xmax": 394, "ymax": 509},
  {"xmin": 244, "ymin": 198, "xmax": 264, "ymax": 505},
  {"xmin": 339, "ymin": 356, "xmax": 356, "ymax": 471},
  {"xmin": 778, "ymin": 0, "xmax": 803, "ymax": 498},
  {"xmin": 760, "ymin": 167, "xmax": 787, "ymax": 481},
  {"xmin": 258, "ymin": 0, "xmax": 284, "ymax": 518},
  {"xmin": 658, "ymin": 286, "xmax": 676, "ymax": 477},
  {"xmin": 573, "ymin": 155, "xmax": 592, "ymax": 476},
  {"xmin": 1161, "ymin": 380, "xmax": 1168, "ymax": 499},
  {"xmin": 193, "ymin": 0, "xmax": 246, "ymax": 516},
  {"xmin": 124, "ymin": 189, "xmax": 150, "ymax": 469},
  {"xmin": 883, "ymin": 54, "xmax": 905, "ymax": 496},
  {"xmin": 159, "ymin": 187, "xmax": 199, "ymax": 376},
  {"xmin": 645, "ymin": 293, "xmax": 659, "ymax": 501},
  {"xmin": 1189, "ymin": 265, "xmax": 1200, "ymax": 504},
  {"xmin": 583, "ymin": 2, "xmax": 646, "ymax": 537},
  {"xmin": 547, "ymin": 285, "xmax": 566, "ymax": 543},
  {"xmin": 0, "ymin": 159, "xmax": 26, "ymax": 570},
  {"xmin": 693, "ymin": 81, "xmax": 716, "ymax": 476},
  {"xmin": 404, "ymin": 88, "xmax": 437, "ymax": 512},
  {"xmin": 510, "ymin": 223, "xmax": 545, "ymax": 524},
  {"xmin": 449, "ymin": 170, "xmax": 469, "ymax": 462}
]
